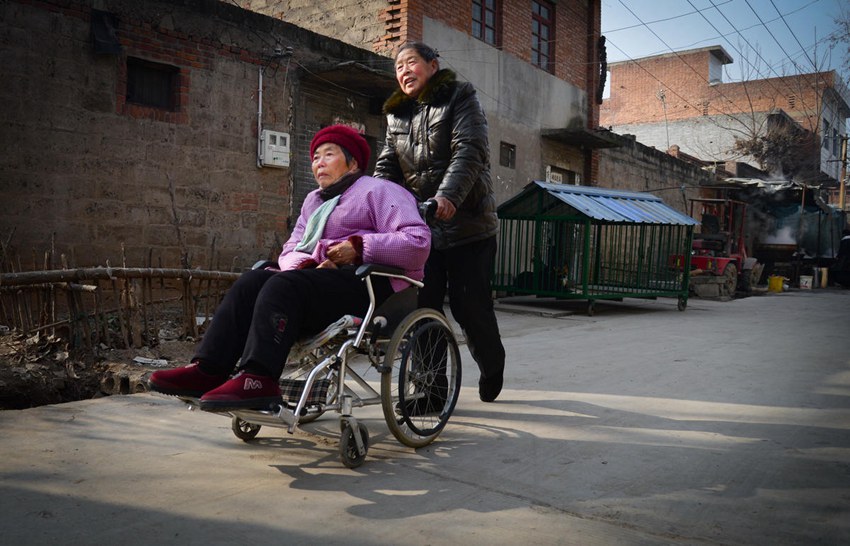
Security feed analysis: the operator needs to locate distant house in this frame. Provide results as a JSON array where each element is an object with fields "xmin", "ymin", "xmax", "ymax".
[{"xmin": 600, "ymin": 45, "xmax": 850, "ymax": 193}]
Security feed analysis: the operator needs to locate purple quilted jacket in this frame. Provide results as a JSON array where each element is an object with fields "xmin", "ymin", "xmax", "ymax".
[{"xmin": 278, "ymin": 175, "xmax": 430, "ymax": 290}]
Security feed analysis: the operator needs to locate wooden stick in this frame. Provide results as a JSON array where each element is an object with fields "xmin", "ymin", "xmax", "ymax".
[
  {"xmin": 111, "ymin": 276, "xmax": 129, "ymax": 349},
  {"xmin": 0, "ymin": 267, "xmax": 240, "ymax": 286}
]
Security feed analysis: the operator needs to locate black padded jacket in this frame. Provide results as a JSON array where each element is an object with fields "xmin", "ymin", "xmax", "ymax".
[{"xmin": 374, "ymin": 69, "xmax": 498, "ymax": 250}]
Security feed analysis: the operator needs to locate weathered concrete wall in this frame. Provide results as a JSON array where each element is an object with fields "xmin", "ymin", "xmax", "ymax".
[
  {"xmin": 240, "ymin": 0, "xmax": 388, "ymax": 53},
  {"xmin": 608, "ymin": 115, "xmax": 752, "ymax": 166},
  {"xmin": 0, "ymin": 0, "xmax": 388, "ymax": 270},
  {"xmin": 422, "ymin": 17, "xmax": 590, "ymax": 205},
  {"xmin": 596, "ymin": 134, "xmax": 716, "ymax": 216}
]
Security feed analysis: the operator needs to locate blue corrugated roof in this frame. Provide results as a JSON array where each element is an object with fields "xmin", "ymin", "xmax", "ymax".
[{"xmin": 533, "ymin": 181, "xmax": 699, "ymax": 225}]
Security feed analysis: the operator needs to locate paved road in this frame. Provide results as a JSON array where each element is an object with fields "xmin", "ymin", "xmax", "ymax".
[{"xmin": 1, "ymin": 289, "xmax": 848, "ymax": 545}]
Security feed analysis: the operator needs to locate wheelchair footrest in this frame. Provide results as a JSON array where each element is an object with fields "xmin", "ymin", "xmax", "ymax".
[{"xmin": 280, "ymin": 378, "xmax": 331, "ymax": 405}]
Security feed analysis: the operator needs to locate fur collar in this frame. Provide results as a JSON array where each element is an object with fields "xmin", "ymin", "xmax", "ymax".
[{"xmin": 383, "ymin": 69, "xmax": 457, "ymax": 115}]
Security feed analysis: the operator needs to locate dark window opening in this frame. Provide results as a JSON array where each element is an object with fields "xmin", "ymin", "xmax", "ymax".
[
  {"xmin": 126, "ymin": 57, "xmax": 179, "ymax": 110},
  {"xmin": 823, "ymin": 119, "xmax": 831, "ymax": 151},
  {"xmin": 500, "ymin": 141, "xmax": 516, "ymax": 169},
  {"xmin": 532, "ymin": 0, "xmax": 554, "ymax": 72},
  {"xmin": 473, "ymin": 0, "xmax": 501, "ymax": 47},
  {"xmin": 548, "ymin": 165, "xmax": 580, "ymax": 185}
]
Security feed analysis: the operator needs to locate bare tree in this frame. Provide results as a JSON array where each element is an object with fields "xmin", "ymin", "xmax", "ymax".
[
  {"xmin": 832, "ymin": 5, "xmax": 850, "ymax": 79},
  {"xmin": 721, "ymin": 41, "xmax": 836, "ymax": 183}
]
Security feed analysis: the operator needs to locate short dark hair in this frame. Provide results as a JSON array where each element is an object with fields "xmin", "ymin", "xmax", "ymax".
[
  {"xmin": 396, "ymin": 42, "xmax": 439, "ymax": 63},
  {"xmin": 339, "ymin": 146, "xmax": 354, "ymax": 165}
]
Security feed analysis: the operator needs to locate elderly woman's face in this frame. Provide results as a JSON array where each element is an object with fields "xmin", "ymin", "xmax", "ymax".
[
  {"xmin": 312, "ymin": 142, "xmax": 355, "ymax": 188},
  {"xmin": 395, "ymin": 48, "xmax": 438, "ymax": 98}
]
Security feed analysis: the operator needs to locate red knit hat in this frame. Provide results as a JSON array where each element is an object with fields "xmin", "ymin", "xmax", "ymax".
[{"xmin": 310, "ymin": 125, "xmax": 371, "ymax": 170}]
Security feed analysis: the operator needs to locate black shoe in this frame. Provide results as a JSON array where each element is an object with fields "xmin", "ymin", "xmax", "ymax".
[{"xmin": 479, "ymin": 375, "xmax": 503, "ymax": 403}]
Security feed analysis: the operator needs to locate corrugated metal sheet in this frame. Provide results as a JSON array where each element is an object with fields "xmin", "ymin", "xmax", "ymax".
[{"xmin": 535, "ymin": 181, "xmax": 699, "ymax": 225}]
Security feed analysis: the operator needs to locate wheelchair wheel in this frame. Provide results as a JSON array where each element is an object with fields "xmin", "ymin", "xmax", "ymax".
[
  {"xmin": 231, "ymin": 416, "xmax": 261, "ymax": 442},
  {"xmin": 380, "ymin": 308, "xmax": 461, "ymax": 448},
  {"xmin": 339, "ymin": 422, "xmax": 369, "ymax": 469}
]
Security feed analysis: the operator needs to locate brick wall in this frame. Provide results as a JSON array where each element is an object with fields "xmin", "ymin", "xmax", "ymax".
[
  {"xmin": 601, "ymin": 49, "xmax": 714, "ymax": 127},
  {"xmin": 241, "ymin": 0, "xmax": 388, "ymax": 48},
  {"xmin": 0, "ymin": 0, "xmax": 387, "ymax": 270},
  {"xmin": 246, "ymin": 1, "xmax": 599, "ymax": 97},
  {"xmin": 291, "ymin": 80, "xmax": 387, "ymax": 213}
]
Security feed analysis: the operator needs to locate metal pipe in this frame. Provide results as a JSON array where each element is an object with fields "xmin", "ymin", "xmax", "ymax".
[{"xmin": 257, "ymin": 66, "xmax": 263, "ymax": 168}]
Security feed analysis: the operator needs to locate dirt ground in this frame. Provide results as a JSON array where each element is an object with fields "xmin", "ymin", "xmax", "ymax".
[{"xmin": 0, "ymin": 330, "xmax": 197, "ymax": 410}]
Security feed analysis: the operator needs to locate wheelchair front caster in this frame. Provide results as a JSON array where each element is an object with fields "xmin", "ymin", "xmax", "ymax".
[
  {"xmin": 231, "ymin": 416, "xmax": 261, "ymax": 442},
  {"xmin": 339, "ymin": 422, "xmax": 369, "ymax": 469}
]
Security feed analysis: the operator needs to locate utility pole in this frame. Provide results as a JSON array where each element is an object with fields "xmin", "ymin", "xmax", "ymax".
[
  {"xmin": 840, "ymin": 135, "xmax": 847, "ymax": 211},
  {"xmin": 657, "ymin": 89, "xmax": 670, "ymax": 151}
]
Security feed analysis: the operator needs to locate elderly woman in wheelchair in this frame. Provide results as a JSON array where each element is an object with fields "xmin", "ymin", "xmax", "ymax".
[{"xmin": 148, "ymin": 125, "xmax": 461, "ymax": 467}]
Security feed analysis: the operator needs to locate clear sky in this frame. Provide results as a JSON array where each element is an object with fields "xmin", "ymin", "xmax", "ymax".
[{"xmin": 601, "ymin": 0, "xmax": 849, "ymax": 89}]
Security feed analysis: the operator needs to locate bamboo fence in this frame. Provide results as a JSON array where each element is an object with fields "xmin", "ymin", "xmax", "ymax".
[{"xmin": 0, "ymin": 266, "xmax": 241, "ymax": 350}]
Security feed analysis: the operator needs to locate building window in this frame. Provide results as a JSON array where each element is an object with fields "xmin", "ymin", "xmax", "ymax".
[
  {"xmin": 532, "ymin": 0, "xmax": 554, "ymax": 72},
  {"xmin": 823, "ymin": 119, "xmax": 831, "ymax": 152},
  {"xmin": 547, "ymin": 165, "xmax": 579, "ymax": 185},
  {"xmin": 473, "ymin": 0, "xmax": 500, "ymax": 47},
  {"xmin": 500, "ymin": 141, "xmax": 516, "ymax": 168},
  {"xmin": 126, "ymin": 57, "xmax": 179, "ymax": 110}
]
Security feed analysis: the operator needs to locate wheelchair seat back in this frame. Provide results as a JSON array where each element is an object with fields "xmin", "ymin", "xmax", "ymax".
[{"xmin": 367, "ymin": 285, "xmax": 417, "ymax": 336}]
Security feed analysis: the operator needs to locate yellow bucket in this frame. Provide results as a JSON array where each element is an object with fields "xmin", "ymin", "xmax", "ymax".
[{"xmin": 768, "ymin": 275, "xmax": 783, "ymax": 292}]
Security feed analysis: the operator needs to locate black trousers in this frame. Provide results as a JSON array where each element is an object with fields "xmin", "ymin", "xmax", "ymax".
[
  {"xmin": 194, "ymin": 267, "xmax": 390, "ymax": 379},
  {"xmin": 418, "ymin": 236, "xmax": 505, "ymax": 383}
]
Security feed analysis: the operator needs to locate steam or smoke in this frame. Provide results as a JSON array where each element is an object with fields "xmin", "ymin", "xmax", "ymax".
[{"xmin": 762, "ymin": 226, "xmax": 796, "ymax": 245}]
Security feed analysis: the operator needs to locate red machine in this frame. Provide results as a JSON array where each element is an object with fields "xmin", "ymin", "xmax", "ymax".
[{"xmin": 688, "ymin": 198, "xmax": 761, "ymax": 296}]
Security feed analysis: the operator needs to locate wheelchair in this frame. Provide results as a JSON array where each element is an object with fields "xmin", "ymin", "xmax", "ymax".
[{"xmin": 178, "ymin": 261, "xmax": 462, "ymax": 469}]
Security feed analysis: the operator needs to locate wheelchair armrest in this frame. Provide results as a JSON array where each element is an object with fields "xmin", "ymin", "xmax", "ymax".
[
  {"xmin": 252, "ymin": 260, "xmax": 278, "ymax": 270},
  {"xmin": 355, "ymin": 263, "xmax": 405, "ymax": 278}
]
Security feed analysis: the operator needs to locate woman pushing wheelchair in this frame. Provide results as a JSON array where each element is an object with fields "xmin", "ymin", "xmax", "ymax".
[{"xmin": 148, "ymin": 125, "xmax": 431, "ymax": 411}]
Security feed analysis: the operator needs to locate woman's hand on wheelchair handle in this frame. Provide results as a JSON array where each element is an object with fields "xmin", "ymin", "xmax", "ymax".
[{"xmin": 433, "ymin": 196, "xmax": 456, "ymax": 221}]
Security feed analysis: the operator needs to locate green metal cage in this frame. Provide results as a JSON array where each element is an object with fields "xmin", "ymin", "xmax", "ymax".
[{"xmin": 494, "ymin": 182, "xmax": 698, "ymax": 313}]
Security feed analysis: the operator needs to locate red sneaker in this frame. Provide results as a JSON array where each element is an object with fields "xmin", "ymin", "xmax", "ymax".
[
  {"xmin": 199, "ymin": 372, "xmax": 283, "ymax": 411},
  {"xmin": 148, "ymin": 362, "xmax": 228, "ymax": 398}
]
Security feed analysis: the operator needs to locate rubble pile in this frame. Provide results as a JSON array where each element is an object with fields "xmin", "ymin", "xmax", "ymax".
[{"xmin": 0, "ymin": 321, "xmax": 196, "ymax": 410}]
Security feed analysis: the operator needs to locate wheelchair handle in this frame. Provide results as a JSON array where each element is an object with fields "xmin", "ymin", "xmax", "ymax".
[{"xmin": 418, "ymin": 199, "xmax": 438, "ymax": 224}]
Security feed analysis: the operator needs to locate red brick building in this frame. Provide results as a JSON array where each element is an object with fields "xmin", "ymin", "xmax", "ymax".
[{"xmin": 601, "ymin": 46, "xmax": 850, "ymax": 190}]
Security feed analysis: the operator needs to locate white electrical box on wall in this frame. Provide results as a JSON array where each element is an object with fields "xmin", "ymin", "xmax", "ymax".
[{"xmin": 260, "ymin": 130, "xmax": 290, "ymax": 168}]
